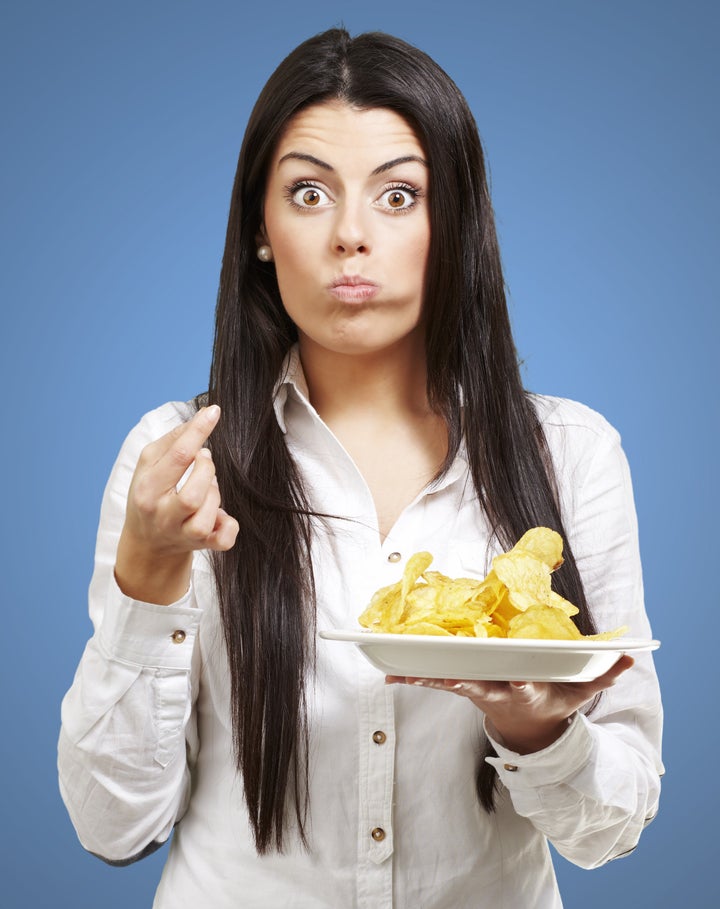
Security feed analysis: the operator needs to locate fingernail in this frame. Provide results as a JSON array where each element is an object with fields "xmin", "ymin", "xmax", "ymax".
[
  {"xmin": 206, "ymin": 404, "xmax": 220, "ymax": 419},
  {"xmin": 451, "ymin": 683, "xmax": 463, "ymax": 690},
  {"xmin": 198, "ymin": 448, "xmax": 212, "ymax": 459}
]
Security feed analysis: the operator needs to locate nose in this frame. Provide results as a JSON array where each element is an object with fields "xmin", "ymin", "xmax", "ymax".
[{"xmin": 331, "ymin": 200, "xmax": 370, "ymax": 255}]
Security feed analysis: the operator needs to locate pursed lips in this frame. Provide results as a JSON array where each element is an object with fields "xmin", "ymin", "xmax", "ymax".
[{"xmin": 328, "ymin": 275, "xmax": 380, "ymax": 303}]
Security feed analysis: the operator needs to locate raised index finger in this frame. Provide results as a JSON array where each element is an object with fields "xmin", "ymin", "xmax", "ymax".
[{"xmin": 152, "ymin": 405, "xmax": 222, "ymax": 489}]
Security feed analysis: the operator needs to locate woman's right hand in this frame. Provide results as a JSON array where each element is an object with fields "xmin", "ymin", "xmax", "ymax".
[{"xmin": 114, "ymin": 404, "xmax": 239, "ymax": 604}]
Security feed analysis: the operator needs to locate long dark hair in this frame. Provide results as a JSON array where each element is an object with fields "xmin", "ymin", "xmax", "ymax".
[{"xmin": 205, "ymin": 28, "xmax": 596, "ymax": 853}]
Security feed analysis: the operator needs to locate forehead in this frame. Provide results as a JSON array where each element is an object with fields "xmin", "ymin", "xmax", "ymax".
[{"xmin": 271, "ymin": 101, "xmax": 425, "ymax": 168}]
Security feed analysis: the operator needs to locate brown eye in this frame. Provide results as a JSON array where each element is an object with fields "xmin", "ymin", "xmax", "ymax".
[
  {"xmin": 289, "ymin": 184, "xmax": 330, "ymax": 208},
  {"xmin": 378, "ymin": 186, "xmax": 418, "ymax": 211}
]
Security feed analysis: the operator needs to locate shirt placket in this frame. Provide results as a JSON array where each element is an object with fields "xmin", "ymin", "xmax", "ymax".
[
  {"xmin": 354, "ymin": 499, "xmax": 438, "ymax": 909},
  {"xmin": 356, "ymin": 658, "xmax": 395, "ymax": 909}
]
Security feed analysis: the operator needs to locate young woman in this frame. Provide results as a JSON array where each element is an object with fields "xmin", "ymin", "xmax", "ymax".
[{"xmin": 59, "ymin": 28, "xmax": 663, "ymax": 908}]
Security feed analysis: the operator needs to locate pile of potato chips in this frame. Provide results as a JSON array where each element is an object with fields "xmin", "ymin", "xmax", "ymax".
[{"xmin": 358, "ymin": 528, "xmax": 627, "ymax": 641}]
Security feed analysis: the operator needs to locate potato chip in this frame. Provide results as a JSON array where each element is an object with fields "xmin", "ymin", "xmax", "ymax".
[
  {"xmin": 513, "ymin": 527, "xmax": 564, "ymax": 570},
  {"xmin": 402, "ymin": 622, "xmax": 453, "ymax": 636},
  {"xmin": 492, "ymin": 551, "xmax": 552, "ymax": 611},
  {"xmin": 546, "ymin": 590, "xmax": 580, "ymax": 617},
  {"xmin": 357, "ymin": 527, "xmax": 627, "ymax": 642},
  {"xmin": 357, "ymin": 581, "xmax": 403, "ymax": 631},
  {"xmin": 507, "ymin": 604, "xmax": 583, "ymax": 641},
  {"xmin": 584, "ymin": 625, "xmax": 630, "ymax": 641},
  {"xmin": 402, "ymin": 551, "xmax": 434, "ymax": 597},
  {"xmin": 487, "ymin": 588, "xmax": 522, "ymax": 633}
]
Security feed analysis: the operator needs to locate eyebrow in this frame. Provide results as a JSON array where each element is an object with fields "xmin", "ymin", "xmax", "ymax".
[{"xmin": 276, "ymin": 152, "xmax": 428, "ymax": 175}]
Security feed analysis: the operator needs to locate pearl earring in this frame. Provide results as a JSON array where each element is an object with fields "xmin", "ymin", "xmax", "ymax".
[{"xmin": 256, "ymin": 245, "xmax": 274, "ymax": 263}]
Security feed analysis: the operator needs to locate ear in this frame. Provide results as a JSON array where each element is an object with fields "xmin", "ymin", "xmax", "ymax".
[{"xmin": 255, "ymin": 219, "xmax": 269, "ymax": 248}]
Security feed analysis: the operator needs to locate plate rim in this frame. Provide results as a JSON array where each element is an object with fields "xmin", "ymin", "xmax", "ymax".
[{"xmin": 319, "ymin": 628, "xmax": 660, "ymax": 654}]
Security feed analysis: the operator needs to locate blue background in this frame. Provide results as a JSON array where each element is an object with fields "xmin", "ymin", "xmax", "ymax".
[{"xmin": 1, "ymin": 0, "xmax": 717, "ymax": 905}]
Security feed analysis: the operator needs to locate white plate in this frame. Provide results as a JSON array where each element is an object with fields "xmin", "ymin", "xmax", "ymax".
[{"xmin": 319, "ymin": 629, "xmax": 660, "ymax": 682}]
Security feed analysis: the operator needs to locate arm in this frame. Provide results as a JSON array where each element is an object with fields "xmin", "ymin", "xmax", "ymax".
[
  {"xmin": 57, "ymin": 582, "xmax": 202, "ymax": 863},
  {"xmin": 58, "ymin": 403, "xmax": 236, "ymax": 862},
  {"xmin": 390, "ymin": 414, "xmax": 663, "ymax": 868},
  {"xmin": 485, "ymin": 424, "xmax": 663, "ymax": 867}
]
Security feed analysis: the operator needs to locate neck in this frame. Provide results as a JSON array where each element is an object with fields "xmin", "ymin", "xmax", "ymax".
[
  {"xmin": 296, "ymin": 332, "xmax": 449, "ymax": 541},
  {"xmin": 297, "ymin": 333, "xmax": 433, "ymax": 422}
]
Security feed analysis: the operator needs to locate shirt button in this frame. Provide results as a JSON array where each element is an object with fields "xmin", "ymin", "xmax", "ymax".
[
  {"xmin": 372, "ymin": 730, "xmax": 387, "ymax": 745},
  {"xmin": 387, "ymin": 552, "xmax": 402, "ymax": 563},
  {"xmin": 371, "ymin": 827, "xmax": 386, "ymax": 842},
  {"xmin": 503, "ymin": 763, "xmax": 519, "ymax": 772},
  {"xmin": 171, "ymin": 630, "xmax": 187, "ymax": 644}
]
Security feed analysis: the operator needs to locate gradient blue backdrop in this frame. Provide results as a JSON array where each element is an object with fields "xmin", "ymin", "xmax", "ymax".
[{"xmin": 2, "ymin": 1, "xmax": 717, "ymax": 906}]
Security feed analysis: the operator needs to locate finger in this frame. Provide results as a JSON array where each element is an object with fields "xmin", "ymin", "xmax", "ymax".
[
  {"xmin": 384, "ymin": 676, "xmax": 448, "ymax": 689},
  {"xmin": 174, "ymin": 449, "xmax": 217, "ymax": 514},
  {"xmin": 152, "ymin": 406, "xmax": 221, "ymax": 489},
  {"xmin": 181, "ymin": 477, "xmax": 222, "ymax": 543},
  {"xmin": 539, "ymin": 654, "xmax": 636, "ymax": 716},
  {"xmin": 205, "ymin": 509, "xmax": 240, "ymax": 551},
  {"xmin": 443, "ymin": 679, "xmax": 508, "ymax": 702},
  {"xmin": 387, "ymin": 676, "xmax": 504, "ymax": 701},
  {"xmin": 590, "ymin": 653, "xmax": 635, "ymax": 691},
  {"xmin": 139, "ymin": 405, "xmax": 219, "ymax": 467}
]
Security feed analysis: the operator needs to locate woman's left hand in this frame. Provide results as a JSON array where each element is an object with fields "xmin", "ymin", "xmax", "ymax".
[{"xmin": 386, "ymin": 653, "xmax": 634, "ymax": 754}]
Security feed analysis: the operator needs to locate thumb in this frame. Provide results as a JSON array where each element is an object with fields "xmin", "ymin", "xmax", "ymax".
[{"xmin": 589, "ymin": 653, "xmax": 635, "ymax": 694}]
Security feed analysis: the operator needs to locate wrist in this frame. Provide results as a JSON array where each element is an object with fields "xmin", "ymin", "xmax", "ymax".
[
  {"xmin": 115, "ymin": 531, "xmax": 193, "ymax": 605},
  {"xmin": 486, "ymin": 715, "xmax": 571, "ymax": 755}
]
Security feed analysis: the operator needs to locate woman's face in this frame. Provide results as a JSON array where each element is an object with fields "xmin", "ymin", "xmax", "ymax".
[{"xmin": 262, "ymin": 101, "xmax": 431, "ymax": 359}]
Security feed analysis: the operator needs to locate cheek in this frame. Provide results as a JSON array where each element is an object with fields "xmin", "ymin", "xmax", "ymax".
[
  {"xmin": 269, "ymin": 222, "xmax": 318, "ymax": 281},
  {"xmin": 386, "ymin": 216, "xmax": 430, "ymax": 264},
  {"xmin": 282, "ymin": 234, "xmax": 315, "ymax": 266},
  {"xmin": 268, "ymin": 230, "xmax": 318, "ymax": 317},
  {"xmin": 273, "ymin": 249, "xmax": 314, "ymax": 314}
]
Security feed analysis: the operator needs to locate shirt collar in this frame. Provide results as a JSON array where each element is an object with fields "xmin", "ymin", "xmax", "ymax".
[
  {"xmin": 272, "ymin": 345, "xmax": 468, "ymax": 492},
  {"xmin": 273, "ymin": 344, "xmax": 311, "ymax": 434}
]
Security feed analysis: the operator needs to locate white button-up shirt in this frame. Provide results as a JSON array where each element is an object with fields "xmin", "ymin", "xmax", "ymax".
[{"xmin": 59, "ymin": 350, "xmax": 663, "ymax": 908}]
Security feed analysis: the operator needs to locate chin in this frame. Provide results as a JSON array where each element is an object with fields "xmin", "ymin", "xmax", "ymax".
[{"xmin": 315, "ymin": 332, "xmax": 422, "ymax": 360}]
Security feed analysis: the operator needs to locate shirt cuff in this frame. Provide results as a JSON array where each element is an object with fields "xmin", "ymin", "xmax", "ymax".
[
  {"xmin": 484, "ymin": 712, "xmax": 594, "ymax": 790},
  {"xmin": 98, "ymin": 574, "xmax": 203, "ymax": 670}
]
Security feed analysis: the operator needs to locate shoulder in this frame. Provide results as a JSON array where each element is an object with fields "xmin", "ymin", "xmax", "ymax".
[
  {"xmin": 131, "ymin": 400, "xmax": 197, "ymax": 441},
  {"xmin": 528, "ymin": 394, "xmax": 627, "ymax": 493},
  {"xmin": 529, "ymin": 393, "xmax": 621, "ymax": 448}
]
